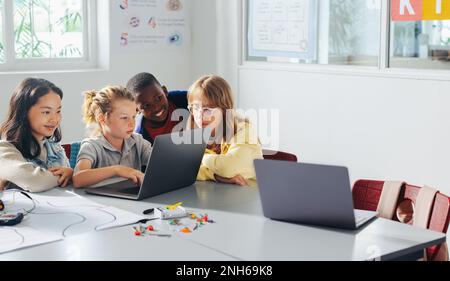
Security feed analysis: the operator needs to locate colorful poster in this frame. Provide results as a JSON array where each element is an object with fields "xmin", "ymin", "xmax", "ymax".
[
  {"xmin": 392, "ymin": 0, "xmax": 450, "ymax": 21},
  {"xmin": 116, "ymin": 0, "xmax": 190, "ymax": 49},
  {"xmin": 248, "ymin": 0, "xmax": 318, "ymax": 60}
]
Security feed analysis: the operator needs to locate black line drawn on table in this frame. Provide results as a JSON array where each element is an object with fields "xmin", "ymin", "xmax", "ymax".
[
  {"xmin": 94, "ymin": 208, "xmax": 118, "ymax": 231},
  {"xmin": 0, "ymin": 228, "xmax": 25, "ymax": 250},
  {"xmin": 28, "ymin": 210, "xmax": 87, "ymax": 237},
  {"xmin": 3, "ymin": 190, "xmax": 129, "ymax": 237},
  {"xmin": 47, "ymin": 201, "xmax": 102, "ymax": 209}
]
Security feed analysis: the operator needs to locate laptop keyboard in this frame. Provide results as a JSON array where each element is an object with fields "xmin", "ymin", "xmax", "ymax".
[
  {"xmin": 120, "ymin": 186, "xmax": 140, "ymax": 195},
  {"xmin": 355, "ymin": 213, "xmax": 366, "ymax": 224},
  {"xmin": 354, "ymin": 209, "xmax": 377, "ymax": 225}
]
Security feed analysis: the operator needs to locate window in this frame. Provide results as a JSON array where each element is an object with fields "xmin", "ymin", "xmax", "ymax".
[
  {"xmin": 246, "ymin": 0, "xmax": 382, "ymax": 67},
  {"xmin": 327, "ymin": 0, "xmax": 381, "ymax": 66},
  {"xmin": 0, "ymin": 0, "xmax": 4, "ymax": 63},
  {"xmin": 390, "ymin": 20, "xmax": 450, "ymax": 70},
  {"xmin": 0, "ymin": 0, "xmax": 96, "ymax": 71},
  {"xmin": 245, "ymin": 0, "xmax": 450, "ymax": 73}
]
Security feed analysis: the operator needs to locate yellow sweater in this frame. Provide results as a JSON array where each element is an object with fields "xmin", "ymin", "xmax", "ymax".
[{"xmin": 197, "ymin": 122, "xmax": 263, "ymax": 181}]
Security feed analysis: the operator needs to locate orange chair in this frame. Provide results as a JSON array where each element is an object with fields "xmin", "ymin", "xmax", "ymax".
[
  {"xmin": 262, "ymin": 149, "xmax": 298, "ymax": 162},
  {"xmin": 353, "ymin": 180, "xmax": 450, "ymax": 261}
]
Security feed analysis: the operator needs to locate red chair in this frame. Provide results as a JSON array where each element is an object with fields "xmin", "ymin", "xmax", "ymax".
[
  {"xmin": 62, "ymin": 142, "xmax": 82, "ymax": 169},
  {"xmin": 262, "ymin": 149, "xmax": 298, "ymax": 162},
  {"xmin": 353, "ymin": 180, "xmax": 450, "ymax": 261},
  {"xmin": 62, "ymin": 144, "xmax": 71, "ymax": 160}
]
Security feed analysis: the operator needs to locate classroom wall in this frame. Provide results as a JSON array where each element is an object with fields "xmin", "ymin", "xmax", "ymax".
[
  {"xmin": 191, "ymin": 0, "xmax": 218, "ymax": 80},
  {"xmin": 210, "ymin": 1, "xmax": 450, "ymax": 194},
  {"xmin": 0, "ymin": 0, "xmax": 194, "ymax": 143},
  {"xmin": 239, "ymin": 69, "xmax": 450, "ymax": 194}
]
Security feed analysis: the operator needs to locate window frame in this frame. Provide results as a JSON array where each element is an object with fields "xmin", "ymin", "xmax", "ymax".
[
  {"xmin": 241, "ymin": 0, "xmax": 450, "ymax": 81},
  {"xmin": 0, "ymin": 0, "xmax": 4, "ymax": 64},
  {"xmin": 0, "ymin": 0, "xmax": 97, "ymax": 72}
]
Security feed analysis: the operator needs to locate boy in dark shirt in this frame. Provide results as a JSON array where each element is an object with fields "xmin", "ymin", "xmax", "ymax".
[{"xmin": 126, "ymin": 73, "xmax": 188, "ymax": 144}]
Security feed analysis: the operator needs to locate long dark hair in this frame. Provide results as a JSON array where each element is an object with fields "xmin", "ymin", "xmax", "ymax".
[{"xmin": 0, "ymin": 78, "xmax": 64, "ymax": 159}]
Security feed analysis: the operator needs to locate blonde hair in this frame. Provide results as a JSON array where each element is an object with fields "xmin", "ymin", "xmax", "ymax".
[
  {"xmin": 82, "ymin": 85, "xmax": 135, "ymax": 136},
  {"xmin": 188, "ymin": 75, "xmax": 245, "ymax": 143}
]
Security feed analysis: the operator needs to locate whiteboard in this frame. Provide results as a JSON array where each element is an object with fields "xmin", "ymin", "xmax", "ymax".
[{"xmin": 248, "ymin": 0, "xmax": 318, "ymax": 59}]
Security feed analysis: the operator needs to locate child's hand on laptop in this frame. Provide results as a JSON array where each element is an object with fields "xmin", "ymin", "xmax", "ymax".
[
  {"xmin": 215, "ymin": 174, "xmax": 248, "ymax": 186},
  {"xmin": 115, "ymin": 166, "xmax": 145, "ymax": 186}
]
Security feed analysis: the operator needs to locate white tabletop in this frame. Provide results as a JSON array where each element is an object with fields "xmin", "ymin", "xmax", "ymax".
[
  {"xmin": 0, "ymin": 182, "xmax": 446, "ymax": 261},
  {"xmin": 0, "ymin": 226, "xmax": 235, "ymax": 261}
]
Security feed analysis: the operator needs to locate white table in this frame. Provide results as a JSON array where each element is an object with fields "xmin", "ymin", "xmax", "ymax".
[{"xmin": 0, "ymin": 182, "xmax": 446, "ymax": 261}]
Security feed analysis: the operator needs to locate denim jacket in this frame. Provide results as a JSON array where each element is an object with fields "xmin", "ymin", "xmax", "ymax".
[{"xmin": 27, "ymin": 139, "xmax": 70, "ymax": 170}]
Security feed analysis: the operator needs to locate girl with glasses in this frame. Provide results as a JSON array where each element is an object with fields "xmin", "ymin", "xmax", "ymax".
[{"xmin": 187, "ymin": 75, "xmax": 263, "ymax": 186}]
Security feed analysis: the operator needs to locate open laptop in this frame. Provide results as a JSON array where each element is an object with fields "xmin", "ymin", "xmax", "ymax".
[
  {"xmin": 254, "ymin": 160, "xmax": 378, "ymax": 230},
  {"xmin": 86, "ymin": 129, "xmax": 209, "ymax": 200}
]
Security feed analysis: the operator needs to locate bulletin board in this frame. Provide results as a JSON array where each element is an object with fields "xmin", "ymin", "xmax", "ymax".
[
  {"xmin": 248, "ymin": 0, "xmax": 318, "ymax": 60},
  {"xmin": 115, "ymin": 0, "xmax": 190, "ymax": 50}
]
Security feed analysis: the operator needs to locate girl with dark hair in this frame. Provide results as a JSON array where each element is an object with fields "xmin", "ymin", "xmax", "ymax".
[{"xmin": 0, "ymin": 78, "xmax": 72, "ymax": 192}]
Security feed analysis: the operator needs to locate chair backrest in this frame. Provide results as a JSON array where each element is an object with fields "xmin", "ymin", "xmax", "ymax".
[
  {"xmin": 62, "ymin": 142, "xmax": 81, "ymax": 169},
  {"xmin": 353, "ymin": 179, "xmax": 450, "ymax": 260},
  {"xmin": 62, "ymin": 144, "xmax": 71, "ymax": 161},
  {"xmin": 262, "ymin": 149, "xmax": 298, "ymax": 162}
]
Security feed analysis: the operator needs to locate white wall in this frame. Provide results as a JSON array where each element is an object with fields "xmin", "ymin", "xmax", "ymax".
[
  {"xmin": 191, "ymin": 0, "xmax": 218, "ymax": 80},
  {"xmin": 211, "ymin": 1, "xmax": 450, "ymax": 194},
  {"xmin": 239, "ymin": 68, "xmax": 450, "ymax": 194}
]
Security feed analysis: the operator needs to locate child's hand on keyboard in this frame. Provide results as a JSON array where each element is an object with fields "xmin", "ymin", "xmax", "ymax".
[{"xmin": 115, "ymin": 166, "xmax": 145, "ymax": 186}]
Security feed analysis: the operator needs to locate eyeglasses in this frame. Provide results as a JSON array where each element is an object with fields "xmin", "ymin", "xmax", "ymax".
[{"xmin": 188, "ymin": 104, "xmax": 219, "ymax": 117}]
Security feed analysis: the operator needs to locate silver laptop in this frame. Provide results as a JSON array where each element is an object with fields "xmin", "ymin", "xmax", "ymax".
[
  {"xmin": 86, "ymin": 129, "xmax": 209, "ymax": 200},
  {"xmin": 254, "ymin": 160, "xmax": 378, "ymax": 230}
]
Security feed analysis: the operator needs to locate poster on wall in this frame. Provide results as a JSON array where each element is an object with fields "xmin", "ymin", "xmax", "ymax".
[
  {"xmin": 248, "ymin": 0, "xmax": 318, "ymax": 60},
  {"xmin": 116, "ymin": 0, "xmax": 190, "ymax": 50}
]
